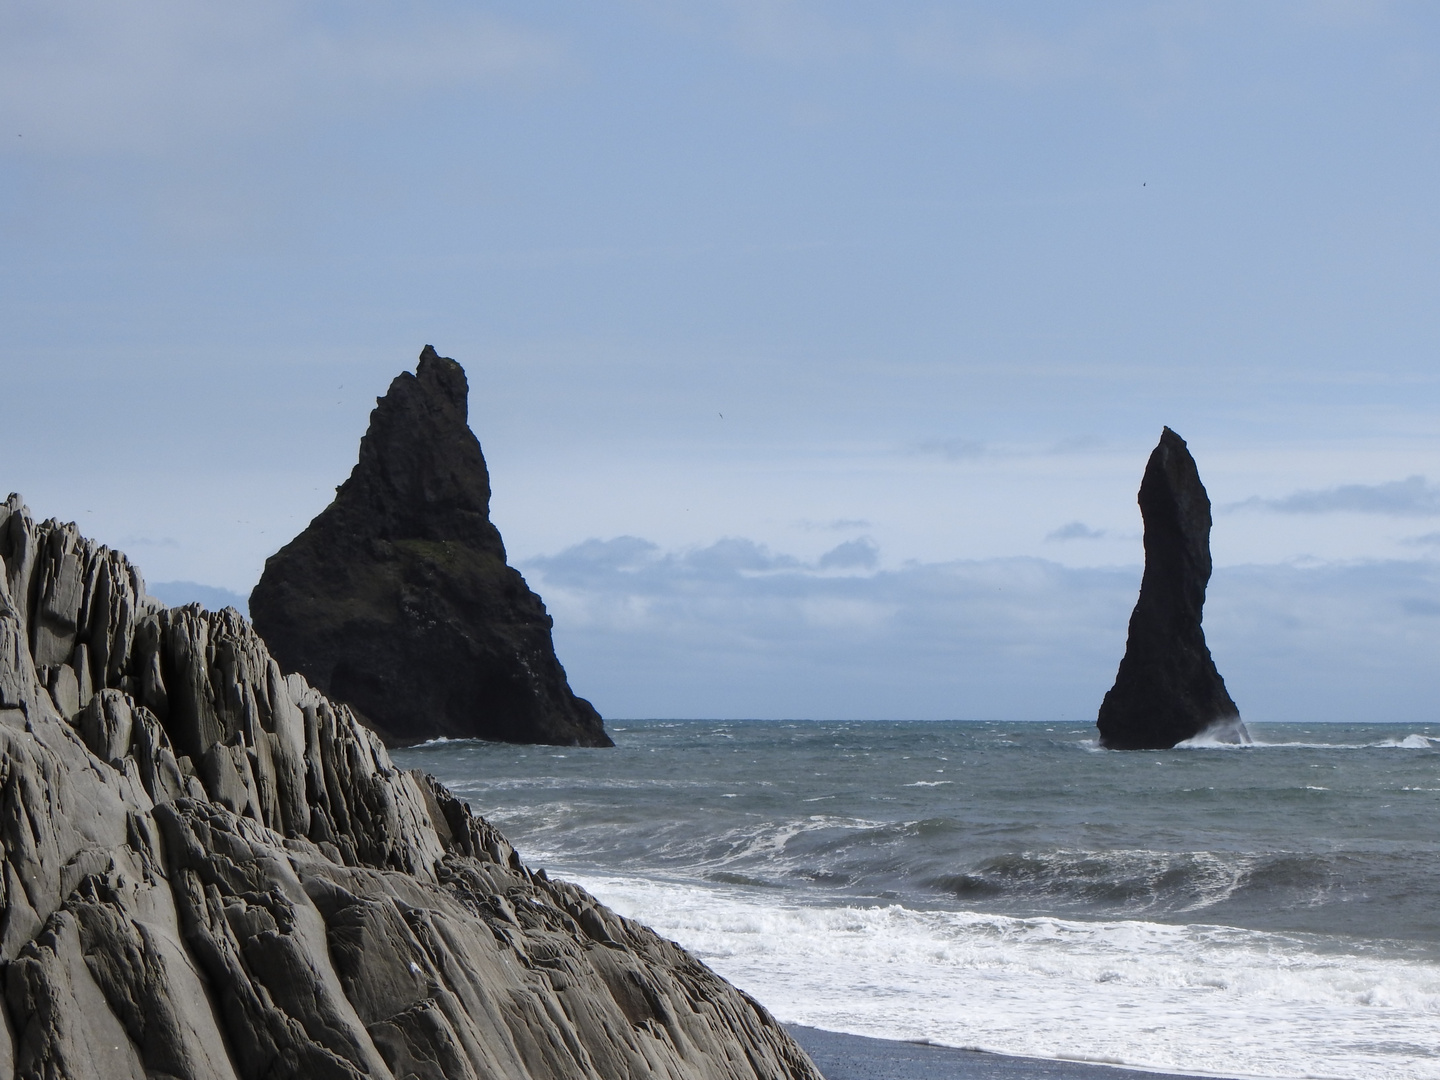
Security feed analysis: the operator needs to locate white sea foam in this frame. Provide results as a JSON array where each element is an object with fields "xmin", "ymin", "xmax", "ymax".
[
  {"xmin": 1175, "ymin": 718, "xmax": 1253, "ymax": 749},
  {"xmin": 1242, "ymin": 734, "xmax": 1440, "ymax": 750},
  {"xmin": 1384, "ymin": 734, "xmax": 1440, "ymax": 750},
  {"xmin": 568, "ymin": 872, "xmax": 1440, "ymax": 1080},
  {"xmin": 1160, "ymin": 733, "xmax": 1439, "ymax": 752}
]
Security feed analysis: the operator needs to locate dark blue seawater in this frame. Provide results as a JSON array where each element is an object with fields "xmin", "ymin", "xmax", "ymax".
[{"xmin": 395, "ymin": 722, "xmax": 1440, "ymax": 1080}]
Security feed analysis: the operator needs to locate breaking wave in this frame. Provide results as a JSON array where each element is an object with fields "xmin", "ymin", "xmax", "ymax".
[
  {"xmin": 569, "ymin": 872, "xmax": 1440, "ymax": 1080},
  {"xmin": 1176, "ymin": 732, "xmax": 1440, "ymax": 751},
  {"xmin": 397, "ymin": 717, "xmax": 1440, "ymax": 1078}
]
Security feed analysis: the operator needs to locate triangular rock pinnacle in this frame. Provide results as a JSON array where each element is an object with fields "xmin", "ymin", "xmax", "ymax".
[{"xmin": 250, "ymin": 346, "xmax": 611, "ymax": 747}]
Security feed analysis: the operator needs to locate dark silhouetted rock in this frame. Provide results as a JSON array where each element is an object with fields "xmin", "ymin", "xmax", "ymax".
[
  {"xmin": 0, "ymin": 494, "xmax": 821, "ymax": 1080},
  {"xmin": 249, "ymin": 346, "xmax": 610, "ymax": 748},
  {"xmin": 1097, "ymin": 428, "xmax": 1246, "ymax": 750}
]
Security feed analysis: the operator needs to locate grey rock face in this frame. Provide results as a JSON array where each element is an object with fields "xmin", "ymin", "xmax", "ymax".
[
  {"xmin": 0, "ymin": 494, "xmax": 820, "ymax": 1080},
  {"xmin": 1097, "ymin": 429, "xmax": 1246, "ymax": 750},
  {"xmin": 250, "ymin": 347, "xmax": 610, "ymax": 748}
]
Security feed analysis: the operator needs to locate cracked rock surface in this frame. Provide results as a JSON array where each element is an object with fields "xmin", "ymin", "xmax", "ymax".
[
  {"xmin": 250, "ymin": 346, "xmax": 610, "ymax": 748},
  {"xmin": 0, "ymin": 495, "xmax": 818, "ymax": 1080}
]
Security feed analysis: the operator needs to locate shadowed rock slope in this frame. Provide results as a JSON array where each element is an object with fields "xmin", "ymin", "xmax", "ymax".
[
  {"xmin": 1097, "ymin": 428, "xmax": 1246, "ymax": 750},
  {"xmin": 0, "ymin": 494, "xmax": 819, "ymax": 1080},
  {"xmin": 250, "ymin": 346, "xmax": 609, "ymax": 748}
]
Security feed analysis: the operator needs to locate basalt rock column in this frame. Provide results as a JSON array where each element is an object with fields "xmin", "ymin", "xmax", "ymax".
[
  {"xmin": 250, "ymin": 346, "xmax": 611, "ymax": 747},
  {"xmin": 1097, "ymin": 427, "xmax": 1245, "ymax": 750},
  {"xmin": 0, "ymin": 496, "xmax": 820, "ymax": 1080}
]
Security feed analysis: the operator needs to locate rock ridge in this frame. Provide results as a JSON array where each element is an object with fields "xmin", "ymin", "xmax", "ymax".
[
  {"xmin": 0, "ymin": 494, "xmax": 819, "ymax": 1080},
  {"xmin": 250, "ymin": 346, "xmax": 610, "ymax": 748},
  {"xmin": 1097, "ymin": 428, "xmax": 1246, "ymax": 750}
]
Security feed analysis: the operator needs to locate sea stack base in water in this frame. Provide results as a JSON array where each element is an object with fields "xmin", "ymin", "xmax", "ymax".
[{"xmin": 1097, "ymin": 427, "xmax": 1245, "ymax": 750}]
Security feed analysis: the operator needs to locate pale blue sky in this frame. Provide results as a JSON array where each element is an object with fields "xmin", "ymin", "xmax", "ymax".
[{"xmin": 5, "ymin": 2, "xmax": 1440, "ymax": 719}]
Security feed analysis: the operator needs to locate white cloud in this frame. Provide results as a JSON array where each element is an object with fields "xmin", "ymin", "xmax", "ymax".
[
  {"xmin": 1227, "ymin": 476, "xmax": 1440, "ymax": 516},
  {"xmin": 0, "ymin": 0, "xmax": 566, "ymax": 154},
  {"xmin": 528, "ymin": 536, "xmax": 1440, "ymax": 724},
  {"xmin": 817, "ymin": 537, "xmax": 878, "ymax": 570},
  {"xmin": 528, "ymin": 536, "xmax": 1138, "ymax": 720},
  {"xmin": 1205, "ymin": 559, "xmax": 1440, "ymax": 721},
  {"xmin": 1046, "ymin": 521, "xmax": 1106, "ymax": 542}
]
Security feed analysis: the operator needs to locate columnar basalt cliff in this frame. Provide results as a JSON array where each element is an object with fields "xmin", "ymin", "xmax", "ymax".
[
  {"xmin": 249, "ymin": 347, "xmax": 610, "ymax": 748},
  {"xmin": 1097, "ymin": 428, "xmax": 1246, "ymax": 750},
  {"xmin": 0, "ymin": 495, "xmax": 819, "ymax": 1080}
]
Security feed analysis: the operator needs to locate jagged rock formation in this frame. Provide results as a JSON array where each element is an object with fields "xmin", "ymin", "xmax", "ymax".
[
  {"xmin": 1097, "ymin": 428, "xmax": 1246, "ymax": 750},
  {"xmin": 250, "ymin": 347, "xmax": 609, "ymax": 748},
  {"xmin": 0, "ymin": 495, "xmax": 819, "ymax": 1080}
]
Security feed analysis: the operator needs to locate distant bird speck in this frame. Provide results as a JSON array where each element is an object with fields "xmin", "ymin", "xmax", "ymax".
[{"xmin": 719, "ymin": 412, "xmax": 724, "ymax": 419}]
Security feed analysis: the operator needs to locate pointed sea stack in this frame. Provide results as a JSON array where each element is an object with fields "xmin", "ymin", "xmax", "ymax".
[
  {"xmin": 1097, "ymin": 427, "xmax": 1245, "ymax": 750},
  {"xmin": 250, "ymin": 346, "xmax": 611, "ymax": 747}
]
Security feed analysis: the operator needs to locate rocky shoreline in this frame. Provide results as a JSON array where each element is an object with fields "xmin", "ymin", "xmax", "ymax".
[{"xmin": 0, "ymin": 495, "xmax": 819, "ymax": 1079}]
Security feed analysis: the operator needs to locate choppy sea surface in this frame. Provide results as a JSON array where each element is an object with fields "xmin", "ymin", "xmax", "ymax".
[{"xmin": 393, "ymin": 721, "xmax": 1440, "ymax": 1080}]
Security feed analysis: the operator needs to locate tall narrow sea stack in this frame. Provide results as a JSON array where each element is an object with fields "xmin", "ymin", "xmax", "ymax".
[
  {"xmin": 1097, "ymin": 427, "xmax": 1245, "ymax": 750},
  {"xmin": 250, "ymin": 346, "xmax": 610, "ymax": 747}
]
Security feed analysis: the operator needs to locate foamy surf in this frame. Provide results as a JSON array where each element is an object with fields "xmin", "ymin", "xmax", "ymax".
[
  {"xmin": 568, "ymin": 872, "xmax": 1440, "ymax": 1080},
  {"xmin": 1175, "ymin": 717, "xmax": 1253, "ymax": 749},
  {"xmin": 1173, "ymin": 732, "xmax": 1439, "ymax": 751},
  {"xmin": 397, "ymin": 719, "xmax": 1440, "ymax": 1079}
]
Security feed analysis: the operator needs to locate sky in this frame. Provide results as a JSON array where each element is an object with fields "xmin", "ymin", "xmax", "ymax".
[{"xmin": 5, "ymin": 1, "xmax": 1440, "ymax": 722}]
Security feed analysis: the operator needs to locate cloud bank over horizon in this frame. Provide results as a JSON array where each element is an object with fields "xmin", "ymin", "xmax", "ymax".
[
  {"xmin": 522, "ymin": 535, "xmax": 1440, "ymax": 726},
  {"xmin": 1227, "ymin": 476, "xmax": 1440, "ymax": 518}
]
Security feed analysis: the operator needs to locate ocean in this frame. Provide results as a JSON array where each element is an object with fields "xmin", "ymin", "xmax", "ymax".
[{"xmin": 393, "ymin": 721, "xmax": 1440, "ymax": 1080}]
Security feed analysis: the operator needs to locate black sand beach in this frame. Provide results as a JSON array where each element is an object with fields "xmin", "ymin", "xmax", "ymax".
[{"xmin": 787, "ymin": 1027, "xmax": 1247, "ymax": 1080}]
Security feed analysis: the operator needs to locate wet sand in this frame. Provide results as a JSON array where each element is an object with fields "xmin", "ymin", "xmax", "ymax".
[{"xmin": 786, "ymin": 1027, "xmax": 1250, "ymax": 1080}]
